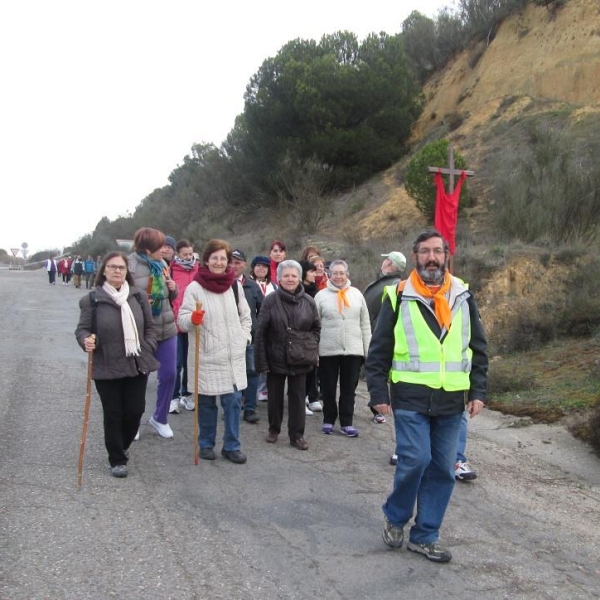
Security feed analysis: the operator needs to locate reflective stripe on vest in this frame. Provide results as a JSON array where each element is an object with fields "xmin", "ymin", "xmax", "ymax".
[{"xmin": 385, "ymin": 285, "xmax": 472, "ymax": 391}]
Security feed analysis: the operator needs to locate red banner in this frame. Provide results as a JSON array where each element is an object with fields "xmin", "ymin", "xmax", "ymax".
[{"xmin": 434, "ymin": 170, "xmax": 467, "ymax": 255}]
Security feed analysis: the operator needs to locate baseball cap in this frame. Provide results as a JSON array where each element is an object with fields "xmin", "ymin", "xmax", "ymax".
[
  {"xmin": 381, "ymin": 251, "xmax": 406, "ymax": 271},
  {"xmin": 232, "ymin": 249, "xmax": 247, "ymax": 262}
]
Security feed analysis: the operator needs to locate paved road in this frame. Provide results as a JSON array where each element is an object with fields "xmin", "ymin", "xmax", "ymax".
[{"xmin": 1, "ymin": 269, "xmax": 600, "ymax": 599}]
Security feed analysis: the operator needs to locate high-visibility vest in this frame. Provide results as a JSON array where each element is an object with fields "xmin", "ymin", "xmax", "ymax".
[{"xmin": 384, "ymin": 285, "xmax": 472, "ymax": 391}]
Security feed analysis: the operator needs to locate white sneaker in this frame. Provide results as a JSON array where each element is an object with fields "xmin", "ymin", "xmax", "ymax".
[
  {"xmin": 133, "ymin": 429, "xmax": 140, "ymax": 441},
  {"xmin": 257, "ymin": 390, "xmax": 268, "ymax": 402},
  {"xmin": 455, "ymin": 460, "xmax": 477, "ymax": 481},
  {"xmin": 308, "ymin": 401, "xmax": 322, "ymax": 412},
  {"xmin": 179, "ymin": 395, "xmax": 195, "ymax": 411},
  {"xmin": 149, "ymin": 416, "xmax": 174, "ymax": 439},
  {"xmin": 305, "ymin": 405, "xmax": 314, "ymax": 416},
  {"xmin": 169, "ymin": 399, "xmax": 180, "ymax": 414}
]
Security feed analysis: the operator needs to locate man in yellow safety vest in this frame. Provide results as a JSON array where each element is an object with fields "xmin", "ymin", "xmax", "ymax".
[{"xmin": 366, "ymin": 229, "xmax": 488, "ymax": 563}]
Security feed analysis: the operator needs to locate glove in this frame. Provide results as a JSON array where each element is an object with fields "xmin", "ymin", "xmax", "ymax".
[{"xmin": 191, "ymin": 309, "xmax": 205, "ymax": 326}]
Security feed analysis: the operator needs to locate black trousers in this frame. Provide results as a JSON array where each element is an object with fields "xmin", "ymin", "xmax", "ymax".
[
  {"xmin": 95, "ymin": 374, "xmax": 148, "ymax": 467},
  {"xmin": 267, "ymin": 372, "xmax": 306, "ymax": 442},
  {"xmin": 319, "ymin": 355, "xmax": 363, "ymax": 427},
  {"xmin": 305, "ymin": 366, "xmax": 318, "ymax": 403}
]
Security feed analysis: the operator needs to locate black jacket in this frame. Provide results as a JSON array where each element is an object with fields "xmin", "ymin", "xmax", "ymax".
[
  {"xmin": 240, "ymin": 275, "xmax": 263, "ymax": 341},
  {"xmin": 362, "ymin": 272, "xmax": 403, "ymax": 331},
  {"xmin": 366, "ymin": 287, "xmax": 488, "ymax": 416},
  {"xmin": 255, "ymin": 285, "xmax": 321, "ymax": 376}
]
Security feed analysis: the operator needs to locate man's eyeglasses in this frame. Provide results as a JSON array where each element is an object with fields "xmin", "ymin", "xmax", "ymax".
[
  {"xmin": 105, "ymin": 265, "xmax": 127, "ymax": 271},
  {"xmin": 416, "ymin": 248, "xmax": 446, "ymax": 257}
]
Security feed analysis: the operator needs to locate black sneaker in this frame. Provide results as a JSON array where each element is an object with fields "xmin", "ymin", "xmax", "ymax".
[
  {"xmin": 407, "ymin": 541, "xmax": 452, "ymax": 563},
  {"xmin": 221, "ymin": 449, "xmax": 247, "ymax": 464},
  {"xmin": 111, "ymin": 465, "xmax": 128, "ymax": 478},
  {"xmin": 243, "ymin": 411, "xmax": 260, "ymax": 424},
  {"xmin": 199, "ymin": 448, "xmax": 216, "ymax": 461},
  {"xmin": 382, "ymin": 517, "xmax": 404, "ymax": 549}
]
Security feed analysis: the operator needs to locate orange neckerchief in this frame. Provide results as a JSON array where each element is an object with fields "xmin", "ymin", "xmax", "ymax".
[
  {"xmin": 409, "ymin": 269, "xmax": 452, "ymax": 331},
  {"xmin": 337, "ymin": 288, "xmax": 351, "ymax": 314}
]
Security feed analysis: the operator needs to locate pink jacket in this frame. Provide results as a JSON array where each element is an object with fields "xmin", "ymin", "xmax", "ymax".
[{"xmin": 170, "ymin": 260, "xmax": 199, "ymax": 330}]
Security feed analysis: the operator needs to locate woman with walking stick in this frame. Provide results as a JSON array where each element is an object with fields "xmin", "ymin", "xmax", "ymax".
[
  {"xmin": 178, "ymin": 239, "xmax": 252, "ymax": 464},
  {"xmin": 75, "ymin": 252, "xmax": 159, "ymax": 478}
]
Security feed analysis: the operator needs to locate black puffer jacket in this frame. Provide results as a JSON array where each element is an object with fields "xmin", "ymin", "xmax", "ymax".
[
  {"xmin": 255, "ymin": 285, "xmax": 320, "ymax": 376},
  {"xmin": 75, "ymin": 286, "xmax": 160, "ymax": 380}
]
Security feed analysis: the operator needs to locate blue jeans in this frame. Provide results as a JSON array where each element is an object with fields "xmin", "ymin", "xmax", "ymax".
[
  {"xmin": 198, "ymin": 388, "xmax": 242, "ymax": 452},
  {"xmin": 384, "ymin": 409, "xmax": 462, "ymax": 545},
  {"xmin": 244, "ymin": 344, "xmax": 258, "ymax": 414},
  {"xmin": 456, "ymin": 411, "xmax": 469, "ymax": 463},
  {"xmin": 173, "ymin": 332, "xmax": 190, "ymax": 399}
]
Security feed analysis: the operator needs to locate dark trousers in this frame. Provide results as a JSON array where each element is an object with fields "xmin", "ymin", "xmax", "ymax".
[
  {"xmin": 48, "ymin": 270, "xmax": 56, "ymax": 284},
  {"xmin": 173, "ymin": 332, "xmax": 190, "ymax": 398},
  {"xmin": 95, "ymin": 375, "xmax": 148, "ymax": 467},
  {"xmin": 267, "ymin": 372, "xmax": 306, "ymax": 442},
  {"xmin": 85, "ymin": 272, "xmax": 95, "ymax": 289},
  {"xmin": 319, "ymin": 355, "xmax": 363, "ymax": 427},
  {"xmin": 305, "ymin": 366, "xmax": 318, "ymax": 403}
]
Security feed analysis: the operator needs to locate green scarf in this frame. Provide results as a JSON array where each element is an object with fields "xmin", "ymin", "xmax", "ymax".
[{"xmin": 137, "ymin": 252, "xmax": 166, "ymax": 316}]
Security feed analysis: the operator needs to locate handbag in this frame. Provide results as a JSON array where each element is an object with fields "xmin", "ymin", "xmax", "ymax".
[
  {"xmin": 285, "ymin": 328, "xmax": 318, "ymax": 368},
  {"xmin": 275, "ymin": 293, "xmax": 318, "ymax": 368}
]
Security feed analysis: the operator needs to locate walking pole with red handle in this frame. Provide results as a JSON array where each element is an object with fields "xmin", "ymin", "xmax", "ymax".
[
  {"xmin": 194, "ymin": 302, "xmax": 202, "ymax": 465},
  {"xmin": 77, "ymin": 335, "xmax": 94, "ymax": 489}
]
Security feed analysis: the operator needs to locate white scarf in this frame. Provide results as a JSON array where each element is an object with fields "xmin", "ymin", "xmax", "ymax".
[{"xmin": 102, "ymin": 281, "xmax": 141, "ymax": 357}]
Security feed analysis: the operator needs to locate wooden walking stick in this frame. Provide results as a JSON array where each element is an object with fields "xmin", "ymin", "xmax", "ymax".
[
  {"xmin": 77, "ymin": 336, "xmax": 95, "ymax": 489},
  {"xmin": 194, "ymin": 302, "xmax": 203, "ymax": 465}
]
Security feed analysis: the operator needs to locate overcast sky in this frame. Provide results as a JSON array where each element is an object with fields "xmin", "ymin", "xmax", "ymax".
[{"xmin": 1, "ymin": 0, "xmax": 451, "ymax": 256}]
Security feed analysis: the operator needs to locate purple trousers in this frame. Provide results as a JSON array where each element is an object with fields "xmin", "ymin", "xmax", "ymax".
[{"xmin": 152, "ymin": 335, "xmax": 177, "ymax": 424}]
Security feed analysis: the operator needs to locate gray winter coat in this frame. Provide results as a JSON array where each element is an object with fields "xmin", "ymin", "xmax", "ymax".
[
  {"xmin": 127, "ymin": 253, "xmax": 178, "ymax": 341},
  {"xmin": 75, "ymin": 286, "xmax": 160, "ymax": 380}
]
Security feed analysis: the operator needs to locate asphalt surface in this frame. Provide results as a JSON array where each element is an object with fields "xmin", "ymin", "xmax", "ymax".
[{"xmin": 1, "ymin": 269, "xmax": 600, "ymax": 599}]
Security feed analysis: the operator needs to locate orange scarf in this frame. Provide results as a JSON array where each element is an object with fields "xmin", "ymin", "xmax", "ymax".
[
  {"xmin": 337, "ymin": 288, "xmax": 351, "ymax": 314},
  {"xmin": 409, "ymin": 269, "xmax": 452, "ymax": 331}
]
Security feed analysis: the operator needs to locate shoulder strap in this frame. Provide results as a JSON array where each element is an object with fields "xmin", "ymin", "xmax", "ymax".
[
  {"xmin": 232, "ymin": 281, "xmax": 239, "ymax": 306},
  {"xmin": 89, "ymin": 291, "xmax": 97, "ymax": 335}
]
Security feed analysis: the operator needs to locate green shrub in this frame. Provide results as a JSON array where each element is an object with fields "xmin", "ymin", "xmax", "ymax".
[
  {"xmin": 491, "ymin": 122, "xmax": 600, "ymax": 244},
  {"xmin": 404, "ymin": 139, "xmax": 471, "ymax": 221},
  {"xmin": 487, "ymin": 362, "xmax": 536, "ymax": 395}
]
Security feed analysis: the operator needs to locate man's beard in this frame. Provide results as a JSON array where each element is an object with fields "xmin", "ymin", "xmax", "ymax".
[{"xmin": 418, "ymin": 262, "xmax": 446, "ymax": 285}]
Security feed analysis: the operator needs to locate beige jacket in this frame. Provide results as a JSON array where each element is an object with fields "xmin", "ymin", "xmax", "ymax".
[
  {"xmin": 178, "ymin": 280, "xmax": 251, "ymax": 395},
  {"xmin": 315, "ymin": 279, "xmax": 371, "ymax": 357}
]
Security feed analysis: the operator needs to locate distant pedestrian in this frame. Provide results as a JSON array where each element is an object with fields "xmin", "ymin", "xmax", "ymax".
[
  {"xmin": 45, "ymin": 257, "xmax": 58, "ymax": 284},
  {"xmin": 84, "ymin": 255, "xmax": 96, "ymax": 289},
  {"xmin": 169, "ymin": 239, "xmax": 198, "ymax": 414},
  {"xmin": 71, "ymin": 256, "xmax": 84, "ymax": 289}
]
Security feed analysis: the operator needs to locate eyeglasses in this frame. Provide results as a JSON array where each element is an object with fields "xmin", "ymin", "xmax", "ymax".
[
  {"xmin": 416, "ymin": 248, "xmax": 446, "ymax": 257},
  {"xmin": 105, "ymin": 265, "xmax": 127, "ymax": 271}
]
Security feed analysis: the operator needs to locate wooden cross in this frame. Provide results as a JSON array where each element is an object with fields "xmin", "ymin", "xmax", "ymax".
[
  {"xmin": 427, "ymin": 144, "xmax": 475, "ymax": 193},
  {"xmin": 427, "ymin": 144, "xmax": 475, "ymax": 272}
]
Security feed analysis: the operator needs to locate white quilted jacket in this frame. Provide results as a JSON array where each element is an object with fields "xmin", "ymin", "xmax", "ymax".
[
  {"xmin": 178, "ymin": 281, "xmax": 251, "ymax": 395},
  {"xmin": 314, "ymin": 280, "xmax": 371, "ymax": 357}
]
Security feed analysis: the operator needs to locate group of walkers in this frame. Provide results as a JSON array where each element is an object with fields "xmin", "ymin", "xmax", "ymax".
[
  {"xmin": 74, "ymin": 226, "xmax": 489, "ymax": 564},
  {"xmin": 46, "ymin": 254, "xmax": 101, "ymax": 288}
]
